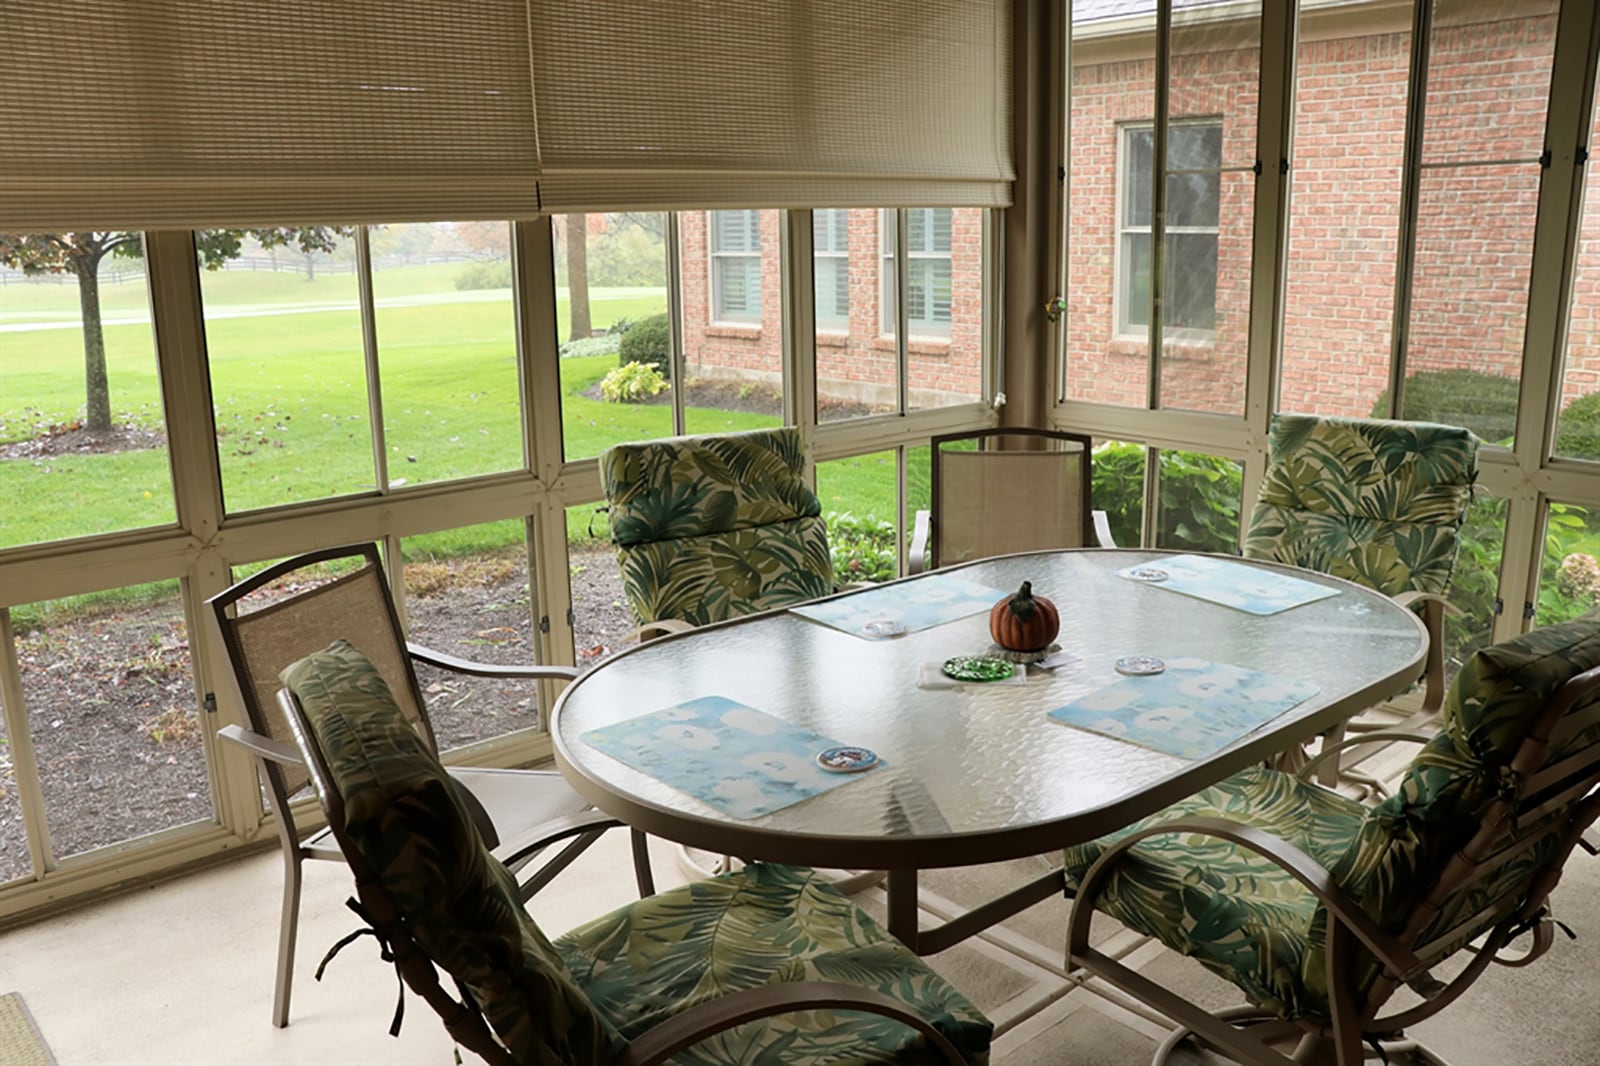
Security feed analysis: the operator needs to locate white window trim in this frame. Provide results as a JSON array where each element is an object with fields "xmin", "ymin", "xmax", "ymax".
[
  {"xmin": 708, "ymin": 209, "xmax": 762, "ymax": 325},
  {"xmin": 879, "ymin": 208, "xmax": 953, "ymax": 340},
  {"xmin": 1113, "ymin": 118, "xmax": 1221, "ymax": 344}
]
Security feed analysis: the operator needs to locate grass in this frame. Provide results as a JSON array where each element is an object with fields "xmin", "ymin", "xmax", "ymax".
[{"xmin": 1, "ymin": 264, "xmax": 910, "ymax": 570}]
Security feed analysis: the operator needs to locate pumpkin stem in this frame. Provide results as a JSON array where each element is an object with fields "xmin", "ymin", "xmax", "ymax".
[{"xmin": 1011, "ymin": 581, "xmax": 1036, "ymax": 621}]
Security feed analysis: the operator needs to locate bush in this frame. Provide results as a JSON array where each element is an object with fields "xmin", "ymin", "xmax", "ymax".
[
  {"xmin": 1370, "ymin": 369, "xmax": 1519, "ymax": 445},
  {"xmin": 599, "ymin": 361, "xmax": 667, "ymax": 403},
  {"xmin": 454, "ymin": 259, "xmax": 512, "ymax": 291},
  {"xmin": 826, "ymin": 511, "xmax": 896, "ymax": 584},
  {"xmin": 559, "ymin": 334, "xmax": 622, "ymax": 359},
  {"xmin": 1090, "ymin": 442, "xmax": 1242, "ymax": 554},
  {"xmin": 1554, "ymin": 391, "xmax": 1600, "ymax": 461},
  {"xmin": 619, "ymin": 312, "xmax": 672, "ymax": 380}
]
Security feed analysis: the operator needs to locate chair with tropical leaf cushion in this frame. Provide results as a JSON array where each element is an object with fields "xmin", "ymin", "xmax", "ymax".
[
  {"xmin": 278, "ymin": 638, "xmax": 992, "ymax": 1065},
  {"xmin": 1244, "ymin": 414, "xmax": 1480, "ymax": 786},
  {"xmin": 599, "ymin": 426, "xmax": 835, "ymax": 631},
  {"xmin": 1061, "ymin": 617, "xmax": 1600, "ymax": 1066}
]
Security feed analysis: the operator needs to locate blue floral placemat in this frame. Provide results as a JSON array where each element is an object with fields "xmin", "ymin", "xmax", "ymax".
[
  {"xmin": 1116, "ymin": 554, "xmax": 1340, "ymax": 615},
  {"xmin": 579, "ymin": 695, "xmax": 883, "ymax": 819},
  {"xmin": 792, "ymin": 573, "xmax": 1008, "ymax": 637},
  {"xmin": 1048, "ymin": 657, "xmax": 1319, "ymax": 760}
]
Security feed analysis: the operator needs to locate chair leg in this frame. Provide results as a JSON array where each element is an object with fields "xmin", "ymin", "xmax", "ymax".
[
  {"xmin": 273, "ymin": 848, "xmax": 304, "ymax": 1029},
  {"xmin": 631, "ymin": 829, "xmax": 655, "ymax": 897}
]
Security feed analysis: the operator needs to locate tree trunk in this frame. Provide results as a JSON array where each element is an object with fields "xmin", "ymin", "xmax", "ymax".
[
  {"xmin": 567, "ymin": 213, "xmax": 592, "ymax": 342},
  {"xmin": 303, "ymin": 251, "xmax": 316, "ymax": 281},
  {"xmin": 77, "ymin": 264, "xmax": 112, "ymax": 431}
]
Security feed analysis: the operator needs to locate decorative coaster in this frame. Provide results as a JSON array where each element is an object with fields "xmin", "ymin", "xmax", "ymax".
[
  {"xmin": 1125, "ymin": 566, "xmax": 1170, "ymax": 583},
  {"xmin": 942, "ymin": 655, "xmax": 1017, "ymax": 683},
  {"xmin": 860, "ymin": 619, "xmax": 908, "ymax": 638},
  {"xmin": 987, "ymin": 642, "xmax": 1061, "ymax": 665},
  {"xmin": 1114, "ymin": 655, "xmax": 1167, "ymax": 676},
  {"xmin": 816, "ymin": 746, "xmax": 880, "ymax": 773}
]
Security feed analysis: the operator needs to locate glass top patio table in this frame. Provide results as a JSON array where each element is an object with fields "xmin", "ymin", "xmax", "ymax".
[{"xmin": 551, "ymin": 548, "xmax": 1427, "ymax": 880}]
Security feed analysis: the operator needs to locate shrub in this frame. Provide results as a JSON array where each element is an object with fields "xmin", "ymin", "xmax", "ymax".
[
  {"xmin": 1554, "ymin": 391, "xmax": 1600, "ymax": 461},
  {"xmin": 1370, "ymin": 369, "xmax": 1519, "ymax": 445},
  {"xmin": 454, "ymin": 259, "xmax": 512, "ymax": 291},
  {"xmin": 619, "ymin": 312, "xmax": 672, "ymax": 380},
  {"xmin": 1089, "ymin": 442, "xmax": 1242, "ymax": 554},
  {"xmin": 599, "ymin": 361, "xmax": 667, "ymax": 403},
  {"xmin": 559, "ymin": 334, "xmax": 622, "ymax": 359},
  {"xmin": 826, "ymin": 511, "xmax": 896, "ymax": 584}
]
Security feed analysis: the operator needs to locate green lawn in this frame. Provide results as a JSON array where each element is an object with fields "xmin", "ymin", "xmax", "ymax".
[{"xmin": 1, "ymin": 266, "xmax": 907, "ymax": 556}]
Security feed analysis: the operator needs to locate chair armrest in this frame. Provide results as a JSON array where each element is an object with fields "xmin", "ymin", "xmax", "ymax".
[
  {"xmin": 494, "ymin": 808, "xmax": 624, "ymax": 868},
  {"xmin": 614, "ymin": 980, "xmax": 970, "ymax": 1066},
  {"xmin": 1294, "ymin": 729, "xmax": 1435, "ymax": 783},
  {"xmin": 406, "ymin": 642, "xmax": 580, "ymax": 681},
  {"xmin": 908, "ymin": 509, "xmax": 932, "ymax": 574},
  {"xmin": 1389, "ymin": 592, "xmax": 1457, "ymax": 714},
  {"xmin": 1092, "ymin": 509, "xmax": 1116, "ymax": 548},
  {"xmin": 218, "ymin": 722, "xmax": 304, "ymax": 768},
  {"xmin": 1067, "ymin": 814, "xmax": 1427, "ymax": 983}
]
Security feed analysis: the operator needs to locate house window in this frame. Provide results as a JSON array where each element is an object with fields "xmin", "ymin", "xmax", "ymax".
[
  {"xmin": 881, "ymin": 208, "xmax": 952, "ymax": 338},
  {"xmin": 814, "ymin": 209, "xmax": 850, "ymax": 329},
  {"xmin": 1118, "ymin": 121, "xmax": 1221, "ymax": 337},
  {"xmin": 709, "ymin": 209, "xmax": 762, "ymax": 323}
]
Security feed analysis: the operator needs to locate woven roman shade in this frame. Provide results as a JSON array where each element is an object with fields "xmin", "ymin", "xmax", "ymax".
[
  {"xmin": 0, "ymin": 0, "xmax": 541, "ymax": 231},
  {"xmin": 532, "ymin": 0, "xmax": 1014, "ymax": 212},
  {"xmin": 2, "ymin": 1, "xmax": 1013, "ymax": 232}
]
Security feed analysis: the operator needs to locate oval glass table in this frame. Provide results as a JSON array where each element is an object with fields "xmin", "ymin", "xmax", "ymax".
[{"xmin": 551, "ymin": 549, "xmax": 1428, "ymax": 953}]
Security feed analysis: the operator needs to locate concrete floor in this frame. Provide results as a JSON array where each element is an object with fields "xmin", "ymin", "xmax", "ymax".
[{"xmin": 4, "ymin": 781, "xmax": 1599, "ymax": 1064}]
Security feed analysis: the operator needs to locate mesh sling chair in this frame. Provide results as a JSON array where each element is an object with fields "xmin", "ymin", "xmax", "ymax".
[
  {"xmin": 1243, "ymin": 414, "xmax": 1481, "ymax": 788},
  {"xmin": 208, "ymin": 542, "xmax": 653, "ymax": 1029},
  {"xmin": 908, "ymin": 427, "xmax": 1112, "ymax": 573},
  {"xmin": 1060, "ymin": 617, "xmax": 1600, "ymax": 1066},
  {"xmin": 276, "ymin": 638, "xmax": 993, "ymax": 1065}
]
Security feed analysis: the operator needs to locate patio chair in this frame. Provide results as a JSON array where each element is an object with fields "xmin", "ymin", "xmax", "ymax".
[
  {"xmin": 277, "ymin": 637, "xmax": 993, "ymax": 1065},
  {"xmin": 908, "ymin": 427, "xmax": 1113, "ymax": 573},
  {"xmin": 1243, "ymin": 414, "xmax": 1480, "ymax": 788},
  {"xmin": 1061, "ymin": 616, "xmax": 1600, "ymax": 1066},
  {"xmin": 599, "ymin": 425, "xmax": 835, "ymax": 631},
  {"xmin": 599, "ymin": 426, "xmax": 878, "ymax": 886},
  {"xmin": 208, "ymin": 543, "xmax": 652, "ymax": 1030}
]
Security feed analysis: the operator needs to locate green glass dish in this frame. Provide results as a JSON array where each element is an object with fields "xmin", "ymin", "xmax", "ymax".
[{"xmin": 941, "ymin": 655, "xmax": 1016, "ymax": 683}]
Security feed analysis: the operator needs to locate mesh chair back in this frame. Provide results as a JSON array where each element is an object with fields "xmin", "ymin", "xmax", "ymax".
[
  {"xmin": 211, "ymin": 545, "xmax": 432, "ymax": 798},
  {"xmin": 930, "ymin": 428, "xmax": 1092, "ymax": 568}
]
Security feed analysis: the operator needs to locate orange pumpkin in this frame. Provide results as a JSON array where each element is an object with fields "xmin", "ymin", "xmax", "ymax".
[{"xmin": 989, "ymin": 581, "xmax": 1060, "ymax": 652}]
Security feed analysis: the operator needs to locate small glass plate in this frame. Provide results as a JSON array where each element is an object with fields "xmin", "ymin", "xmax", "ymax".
[
  {"xmin": 860, "ymin": 619, "xmax": 908, "ymax": 638},
  {"xmin": 816, "ymin": 746, "xmax": 880, "ymax": 773},
  {"xmin": 1126, "ymin": 567, "xmax": 1170, "ymax": 583},
  {"xmin": 942, "ymin": 655, "xmax": 1017, "ymax": 683},
  {"xmin": 1114, "ymin": 655, "xmax": 1167, "ymax": 676}
]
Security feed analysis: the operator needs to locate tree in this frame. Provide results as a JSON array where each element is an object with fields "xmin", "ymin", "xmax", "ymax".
[
  {"xmin": 566, "ymin": 213, "xmax": 592, "ymax": 343},
  {"xmin": 0, "ymin": 227, "xmax": 352, "ymax": 432}
]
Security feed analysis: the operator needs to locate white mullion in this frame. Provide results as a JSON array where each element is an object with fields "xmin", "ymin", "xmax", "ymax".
[
  {"xmin": 667, "ymin": 213, "xmax": 687, "ymax": 437},
  {"xmin": 1240, "ymin": 0, "xmax": 1299, "ymax": 537},
  {"xmin": 783, "ymin": 209, "xmax": 817, "ymax": 439},
  {"xmin": 896, "ymin": 209, "xmax": 911, "ymax": 414},
  {"xmin": 1502, "ymin": 0, "xmax": 1600, "ymax": 638},
  {"xmin": 355, "ymin": 227, "xmax": 389, "ymax": 496},
  {"xmin": 0, "ymin": 609, "xmax": 52, "ymax": 878},
  {"xmin": 1384, "ymin": 0, "xmax": 1435, "ymax": 417},
  {"xmin": 515, "ymin": 217, "xmax": 572, "ymax": 690}
]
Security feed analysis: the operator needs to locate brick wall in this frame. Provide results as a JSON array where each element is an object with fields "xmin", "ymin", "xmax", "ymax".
[
  {"xmin": 676, "ymin": 208, "xmax": 986, "ymax": 410},
  {"xmin": 674, "ymin": 9, "xmax": 1593, "ymax": 428}
]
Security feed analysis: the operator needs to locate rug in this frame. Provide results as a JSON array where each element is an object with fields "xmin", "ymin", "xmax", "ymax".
[{"xmin": 0, "ymin": 992, "xmax": 56, "ymax": 1066}]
